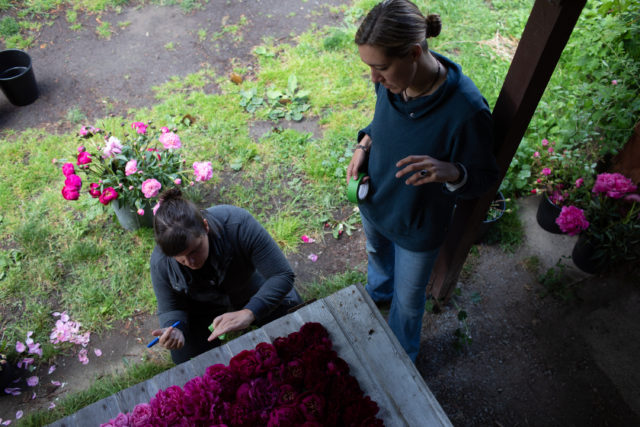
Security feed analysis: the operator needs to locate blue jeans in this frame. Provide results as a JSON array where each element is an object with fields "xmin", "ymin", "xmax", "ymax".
[{"xmin": 361, "ymin": 214, "xmax": 440, "ymax": 362}]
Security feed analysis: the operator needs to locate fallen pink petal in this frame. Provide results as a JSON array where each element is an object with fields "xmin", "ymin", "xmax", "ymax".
[
  {"xmin": 32, "ymin": 392, "xmax": 36, "ymax": 400},
  {"xmin": 15, "ymin": 341, "xmax": 25, "ymax": 353},
  {"xmin": 26, "ymin": 376, "xmax": 39, "ymax": 387},
  {"xmin": 49, "ymin": 402, "xmax": 56, "ymax": 410},
  {"xmin": 4, "ymin": 388, "xmax": 21, "ymax": 396},
  {"xmin": 94, "ymin": 348, "xmax": 102, "ymax": 357},
  {"xmin": 15, "ymin": 411, "xmax": 23, "ymax": 420},
  {"xmin": 51, "ymin": 381, "xmax": 62, "ymax": 386},
  {"xmin": 48, "ymin": 365, "xmax": 56, "ymax": 374},
  {"xmin": 308, "ymin": 253, "xmax": 318, "ymax": 262},
  {"xmin": 300, "ymin": 235, "xmax": 316, "ymax": 243},
  {"xmin": 1, "ymin": 419, "xmax": 10, "ymax": 425}
]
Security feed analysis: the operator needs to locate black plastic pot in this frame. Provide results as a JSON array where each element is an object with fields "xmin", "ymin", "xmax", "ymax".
[
  {"xmin": 572, "ymin": 235, "xmax": 605, "ymax": 274},
  {"xmin": 475, "ymin": 190, "xmax": 506, "ymax": 244},
  {"xmin": 536, "ymin": 193, "xmax": 563, "ymax": 234},
  {"xmin": 0, "ymin": 49, "xmax": 39, "ymax": 106}
]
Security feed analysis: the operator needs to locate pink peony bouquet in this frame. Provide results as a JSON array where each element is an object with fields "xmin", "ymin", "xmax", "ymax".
[
  {"xmin": 57, "ymin": 122, "xmax": 214, "ymax": 217},
  {"xmin": 556, "ymin": 172, "xmax": 640, "ymax": 267},
  {"xmin": 101, "ymin": 322, "xmax": 383, "ymax": 427}
]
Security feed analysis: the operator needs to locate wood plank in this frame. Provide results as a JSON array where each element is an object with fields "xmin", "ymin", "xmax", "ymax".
[
  {"xmin": 260, "ymin": 309, "xmax": 305, "ymax": 340},
  {"xmin": 293, "ymin": 297, "xmax": 404, "ymax": 427},
  {"xmin": 114, "ymin": 380, "xmax": 153, "ymax": 415},
  {"xmin": 46, "ymin": 412, "xmax": 77, "ymax": 427},
  {"xmin": 189, "ymin": 344, "xmax": 233, "ymax": 377},
  {"xmin": 147, "ymin": 361, "xmax": 197, "ymax": 393},
  {"xmin": 226, "ymin": 327, "xmax": 270, "ymax": 355},
  {"xmin": 429, "ymin": 0, "xmax": 587, "ymax": 304},
  {"xmin": 65, "ymin": 395, "xmax": 121, "ymax": 427},
  {"xmin": 325, "ymin": 285, "xmax": 452, "ymax": 426}
]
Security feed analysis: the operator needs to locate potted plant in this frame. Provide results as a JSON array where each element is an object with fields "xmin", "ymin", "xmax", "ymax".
[
  {"xmin": 56, "ymin": 121, "xmax": 214, "ymax": 230},
  {"xmin": 531, "ymin": 138, "xmax": 597, "ymax": 233},
  {"xmin": 554, "ymin": 172, "xmax": 640, "ymax": 273},
  {"xmin": 475, "ymin": 190, "xmax": 509, "ymax": 244}
]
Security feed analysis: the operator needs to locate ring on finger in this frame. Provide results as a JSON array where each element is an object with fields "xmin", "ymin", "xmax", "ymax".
[{"xmin": 419, "ymin": 169, "xmax": 429, "ymax": 177}]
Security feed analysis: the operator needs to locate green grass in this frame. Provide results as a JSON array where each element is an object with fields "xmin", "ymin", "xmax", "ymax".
[
  {"xmin": 19, "ymin": 357, "xmax": 173, "ymax": 427},
  {"xmin": 300, "ymin": 270, "xmax": 366, "ymax": 301}
]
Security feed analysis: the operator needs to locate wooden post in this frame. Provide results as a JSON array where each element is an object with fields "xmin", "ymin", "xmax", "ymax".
[{"xmin": 428, "ymin": 0, "xmax": 587, "ymax": 307}]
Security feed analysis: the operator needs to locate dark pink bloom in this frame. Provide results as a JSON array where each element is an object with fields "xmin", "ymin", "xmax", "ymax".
[
  {"xmin": 89, "ymin": 183, "xmax": 101, "ymax": 198},
  {"xmin": 541, "ymin": 168, "xmax": 551, "ymax": 176},
  {"xmin": 548, "ymin": 147, "xmax": 554, "ymax": 154},
  {"xmin": 541, "ymin": 139, "xmax": 549, "ymax": 147},
  {"xmin": 130, "ymin": 403, "xmax": 153, "ymax": 426},
  {"xmin": 62, "ymin": 162, "xmax": 75, "ymax": 176},
  {"xmin": 77, "ymin": 151, "xmax": 92, "ymax": 165},
  {"xmin": 556, "ymin": 205, "xmax": 589, "ymax": 236},
  {"xmin": 131, "ymin": 121, "xmax": 148, "ymax": 134},
  {"xmin": 592, "ymin": 173, "xmax": 637, "ymax": 199},
  {"xmin": 575, "ymin": 178, "xmax": 584, "ymax": 188},
  {"xmin": 533, "ymin": 151, "xmax": 539, "ymax": 158},
  {"xmin": 64, "ymin": 174, "xmax": 82, "ymax": 190},
  {"xmin": 99, "ymin": 187, "xmax": 118, "ymax": 205},
  {"xmin": 62, "ymin": 186, "xmax": 80, "ymax": 200}
]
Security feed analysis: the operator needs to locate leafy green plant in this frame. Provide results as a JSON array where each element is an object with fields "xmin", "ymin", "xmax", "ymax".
[
  {"xmin": 451, "ymin": 289, "xmax": 472, "ymax": 351},
  {"xmin": 265, "ymin": 75, "xmax": 311, "ymax": 121},
  {"xmin": 96, "ymin": 21, "xmax": 112, "ymax": 39},
  {"xmin": 0, "ymin": 16, "xmax": 20, "ymax": 38},
  {"xmin": 66, "ymin": 107, "xmax": 87, "ymax": 124},
  {"xmin": 537, "ymin": 257, "xmax": 578, "ymax": 302},
  {"xmin": 239, "ymin": 87, "xmax": 264, "ymax": 113}
]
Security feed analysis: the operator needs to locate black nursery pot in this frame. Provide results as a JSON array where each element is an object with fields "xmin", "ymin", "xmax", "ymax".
[
  {"xmin": 536, "ymin": 193, "xmax": 563, "ymax": 234},
  {"xmin": 475, "ymin": 191, "xmax": 506, "ymax": 244},
  {"xmin": 0, "ymin": 49, "xmax": 39, "ymax": 106}
]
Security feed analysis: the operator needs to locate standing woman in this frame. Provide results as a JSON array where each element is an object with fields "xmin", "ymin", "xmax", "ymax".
[
  {"xmin": 149, "ymin": 188, "xmax": 302, "ymax": 364},
  {"xmin": 347, "ymin": 0, "xmax": 499, "ymax": 362}
]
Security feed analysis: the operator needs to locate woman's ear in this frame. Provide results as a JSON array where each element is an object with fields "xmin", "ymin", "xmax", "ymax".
[
  {"xmin": 203, "ymin": 218, "xmax": 210, "ymax": 233},
  {"xmin": 410, "ymin": 44, "xmax": 422, "ymax": 61}
]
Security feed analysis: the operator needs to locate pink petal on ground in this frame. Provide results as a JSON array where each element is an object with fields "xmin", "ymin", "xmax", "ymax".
[
  {"xmin": 48, "ymin": 402, "xmax": 56, "ymax": 410},
  {"xmin": 308, "ymin": 253, "xmax": 318, "ymax": 262},
  {"xmin": 94, "ymin": 348, "xmax": 102, "ymax": 357},
  {"xmin": 1, "ymin": 419, "xmax": 11, "ymax": 425},
  {"xmin": 4, "ymin": 388, "xmax": 21, "ymax": 396},
  {"xmin": 48, "ymin": 365, "xmax": 56, "ymax": 375},
  {"xmin": 15, "ymin": 411, "xmax": 23, "ymax": 419},
  {"xmin": 32, "ymin": 392, "xmax": 36, "ymax": 400},
  {"xmin": 15, "ymin": 341, "xmax": 25, "ymax": 353},
  {"xmin": 51, "ymin": 381, "xmax": 61, "ymax": 386},
  {"xmin": 26, "ymin": 376, "xmax": 39, "ymax": 387}
]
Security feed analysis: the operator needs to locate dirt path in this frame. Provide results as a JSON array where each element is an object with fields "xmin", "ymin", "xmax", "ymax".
[{"xmin": 1, "ymin": 1, "xmax": 639, "ymax": 426}]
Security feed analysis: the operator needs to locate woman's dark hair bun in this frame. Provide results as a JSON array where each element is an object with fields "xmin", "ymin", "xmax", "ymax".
[
  {"xmin": 425, "ymin": 14, "xmax": 442, "ymax": 38},
  {"xmin": 159, "ymin": 187, "xmax": 182, "ymax": 203}
]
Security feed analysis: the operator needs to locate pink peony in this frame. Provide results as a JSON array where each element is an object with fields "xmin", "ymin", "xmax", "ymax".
[
  {"xmin": 141, "ymin": 179, "xmax": 162, "ymax": 198},
  {"xmin": 531, "ymin": 189, "xmax": 537, "ymax": 194},
  {"xmin": 592, "ymin": 173, "xmax": 637, "ymax": 199},
  {"xmin": 193, "ymin": 161, "xmax": 213, "ymax": 182},
  {"xmin": 575, "ymin": 178, "xmax": 584, "ymax": 188},
  {"xmin": 77, "ymin": 151, "xmax": 92, "ymax": 165},
  {"xmin": 65, "ymin": 174, "xmax": 82, "ymax": 190},
  {"xmin": 542, "ymin": 168, "xmax": 551, "ymax": 176},
  {"xmin": 174, "ymin": 178, "xmax": 182, "ymax": 185},
  {"xmin": 99, "ymin": 187, "xmax": 118, "ymax": 205},
  {"xmin": 62, "ymin": 186, "xmax": 80, "ymax": 200},
  {"xmin": 125, "ymin": 159, "xmax": 138, "ymax": 176},
  {"xmin": 62, "ymin": 162, "xmax": 75, "ymax": 177},
  {"xmin": 611, "ymin": 79, "xmax": 618, "ymax": 85},
  {"xmin": 533, "ymin": 151, "xmax": 539, "ymax": 158},
  {"xmin": 548, "ymin": 147, "xmax": 554, "ymax": 154},
  {"xmin": 160, "ymin": 126, "xmax": 169, "ymax": 133},
  {"xmin": 159, "ymin": 131, "xmax": 181, "ymax": 149},
  {"xmin": 555, "ymin": 205, "xmax": 589, "ymax": 236},
  {"xmin": 103, "ymin": 136, "xmax": 122, "ymax": 157},
  {"xmin": 78, "ymin": 145, "xmax": 85, "ymax": 152},
  {"xmin": 89, "ymin": 183, "xmax": 101, "ymax": 198},
  {"xmin": 131, "ymin": 121, "xmax": 148, "ymax": 134},
  {"xmin": 137, "ymin": 209, "xmax": 145, "ymax": 216},
  {"xmin": 541, "ymin": 139, "xmax": 549, "ymax": 147}
]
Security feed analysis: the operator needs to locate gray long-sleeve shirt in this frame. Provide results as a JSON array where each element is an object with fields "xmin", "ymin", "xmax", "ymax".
[{"xmin": 150, "ymin": 205, "xmax": 295, "ymax": 330}]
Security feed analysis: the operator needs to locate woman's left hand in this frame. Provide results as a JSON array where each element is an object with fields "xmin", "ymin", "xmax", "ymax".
[
  {"xmin": 395, "ymin": 155, "xmax": 459, "ymax": 186},
  {"xmin": 207, "ymin": 309, "xmax": 255, "ymax": 341}
]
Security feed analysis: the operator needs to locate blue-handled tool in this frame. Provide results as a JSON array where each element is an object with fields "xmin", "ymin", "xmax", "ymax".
[{"xmin": 147, "ymin": 320, "xmax": 181, "ymax": 348}]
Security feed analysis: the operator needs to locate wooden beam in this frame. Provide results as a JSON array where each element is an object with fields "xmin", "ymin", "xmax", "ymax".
[{"xmin": 428, "ymin": 0, "xmax": 587, "ymax": 306}]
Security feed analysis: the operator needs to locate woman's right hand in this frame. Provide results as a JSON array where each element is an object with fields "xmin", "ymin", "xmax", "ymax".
[
  {"xmin": 346, "ymin": 135, "xmax": 371, "ymax": 185},
  {"xmin": 151, "ymin": 325, "xmax": 185, "ymax": 350}
]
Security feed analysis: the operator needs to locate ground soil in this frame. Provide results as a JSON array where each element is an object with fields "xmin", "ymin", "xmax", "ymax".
[{"xmin": 1, "ymin": 1, "xmax": 639, "ymax": 426}]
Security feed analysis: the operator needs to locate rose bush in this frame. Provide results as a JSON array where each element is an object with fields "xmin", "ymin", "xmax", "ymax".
[
  {"xmin": 101, "ymin": 323, "xmax": 383, "ymax": 427},
  {"xmin": 57, "ymin": 122, "xmax": 213, "ymax": 217}
]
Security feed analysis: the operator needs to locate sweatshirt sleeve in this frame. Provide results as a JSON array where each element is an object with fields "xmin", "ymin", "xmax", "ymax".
[
  {"xmin": 150, "ymin": 247, "xmax": 189, "ymax": 331},
  {"xmin": 445, "ymin": 108, "xmax": 499, "ymax": 199},
  {"xmin": 236, "ymin": 212, "xmax": 295, "ymax": 321}
]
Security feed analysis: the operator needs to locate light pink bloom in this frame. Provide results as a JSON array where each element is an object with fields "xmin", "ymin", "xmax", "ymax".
[
  {"xmin": 15, "ymin": 341, "xmax": 25, "ymax": 353},
  {"xmin": 26, "ymin": 376, "xmax": 39, "ymax": 387},
  {"xmin": 48, "ymin": 365, "xmax": 56, "ymax": 375},
  {"xmin": 611, "ymin": 79, "xmax": 618, "ymax": 85},
  {"xmin": 160, "ymin": 126, "xmax": 169, "ymax": 133},
  {"xmin": 137, "ymin": 209, "xmax": 145, "ymax": 216},
  {"xmin": 301, "ymin": 235, "xmax": 315, "ymax": 243},
  {"xmin": 52, "ymin": 158, "xmax": 57, "ymax": 164},
  {"xmin": 94, "ymin": 348, "xmax": 102, "ymax": 357},
  {"xmin": 125, "ymin": 159, "xmax": 138, "ymax": 176},
  {"xmin": 541, "ymin": 139, "xmax": 549, "ymax": 147},
  {"xmin": 592, "ymin": 173, "xmax": 637, "ymax": 199},
  {"xmin": 4, "ymin": 388, "xmax": 21, "ymax": 396},
  {"xmin": 542, "ymin": 168, "xmax": 551, "ymax": 176},
  {"xmin": 556, "ymin": 205, "xmax": 589, "ymax": 236},
  {"xmin": 152, "ymin": 202, "xmax": 161, "ymax": 215},
  {"xmin": 159, "ymin": 131, "xmax": 181, "ymax": 149},
  {"xmin": 141, "ymin": 179, "xmax": 162, "ymax": 198},
  {"xmin": 308, "ymin": 253, "xmax": 318, "ymax": 262},
  {"xmin": 533, "ymin": 151, "xmax": 539, "ymax": 158},
  {"xmin": 193, "ymin": 161, "xmax": 213, "ymax": 182},
  {"xmin": 190, "ymin": 181, "xmax": 194, "ymax": 186},
  {"xmin": 131, "ymin": 121, "xmax": 147, "ymax": 134},
  {"xmin": 129, "ymin": 186, "xmax": 134, "ymax": 190},
  {"xmin": 575, "ymin": 178, "xmax": 584, "ymax": 188},
  {"xmin": 174, "ymin": 178, "xmax": 182, "ymax": 185},
  {"xmin": 103, "ymin": 136, "xmax": 122, "ymax": 157},
  {"xmin": 548, "ymin": 147, "xmax": 554, "ymax": 154},
  {"xmin": 79, "ymin": 126, "xmax": 89, "ymax": 136},
  {"xmin": 78, "ymin": 348, "xmax": 89, "ymax": 365}
]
